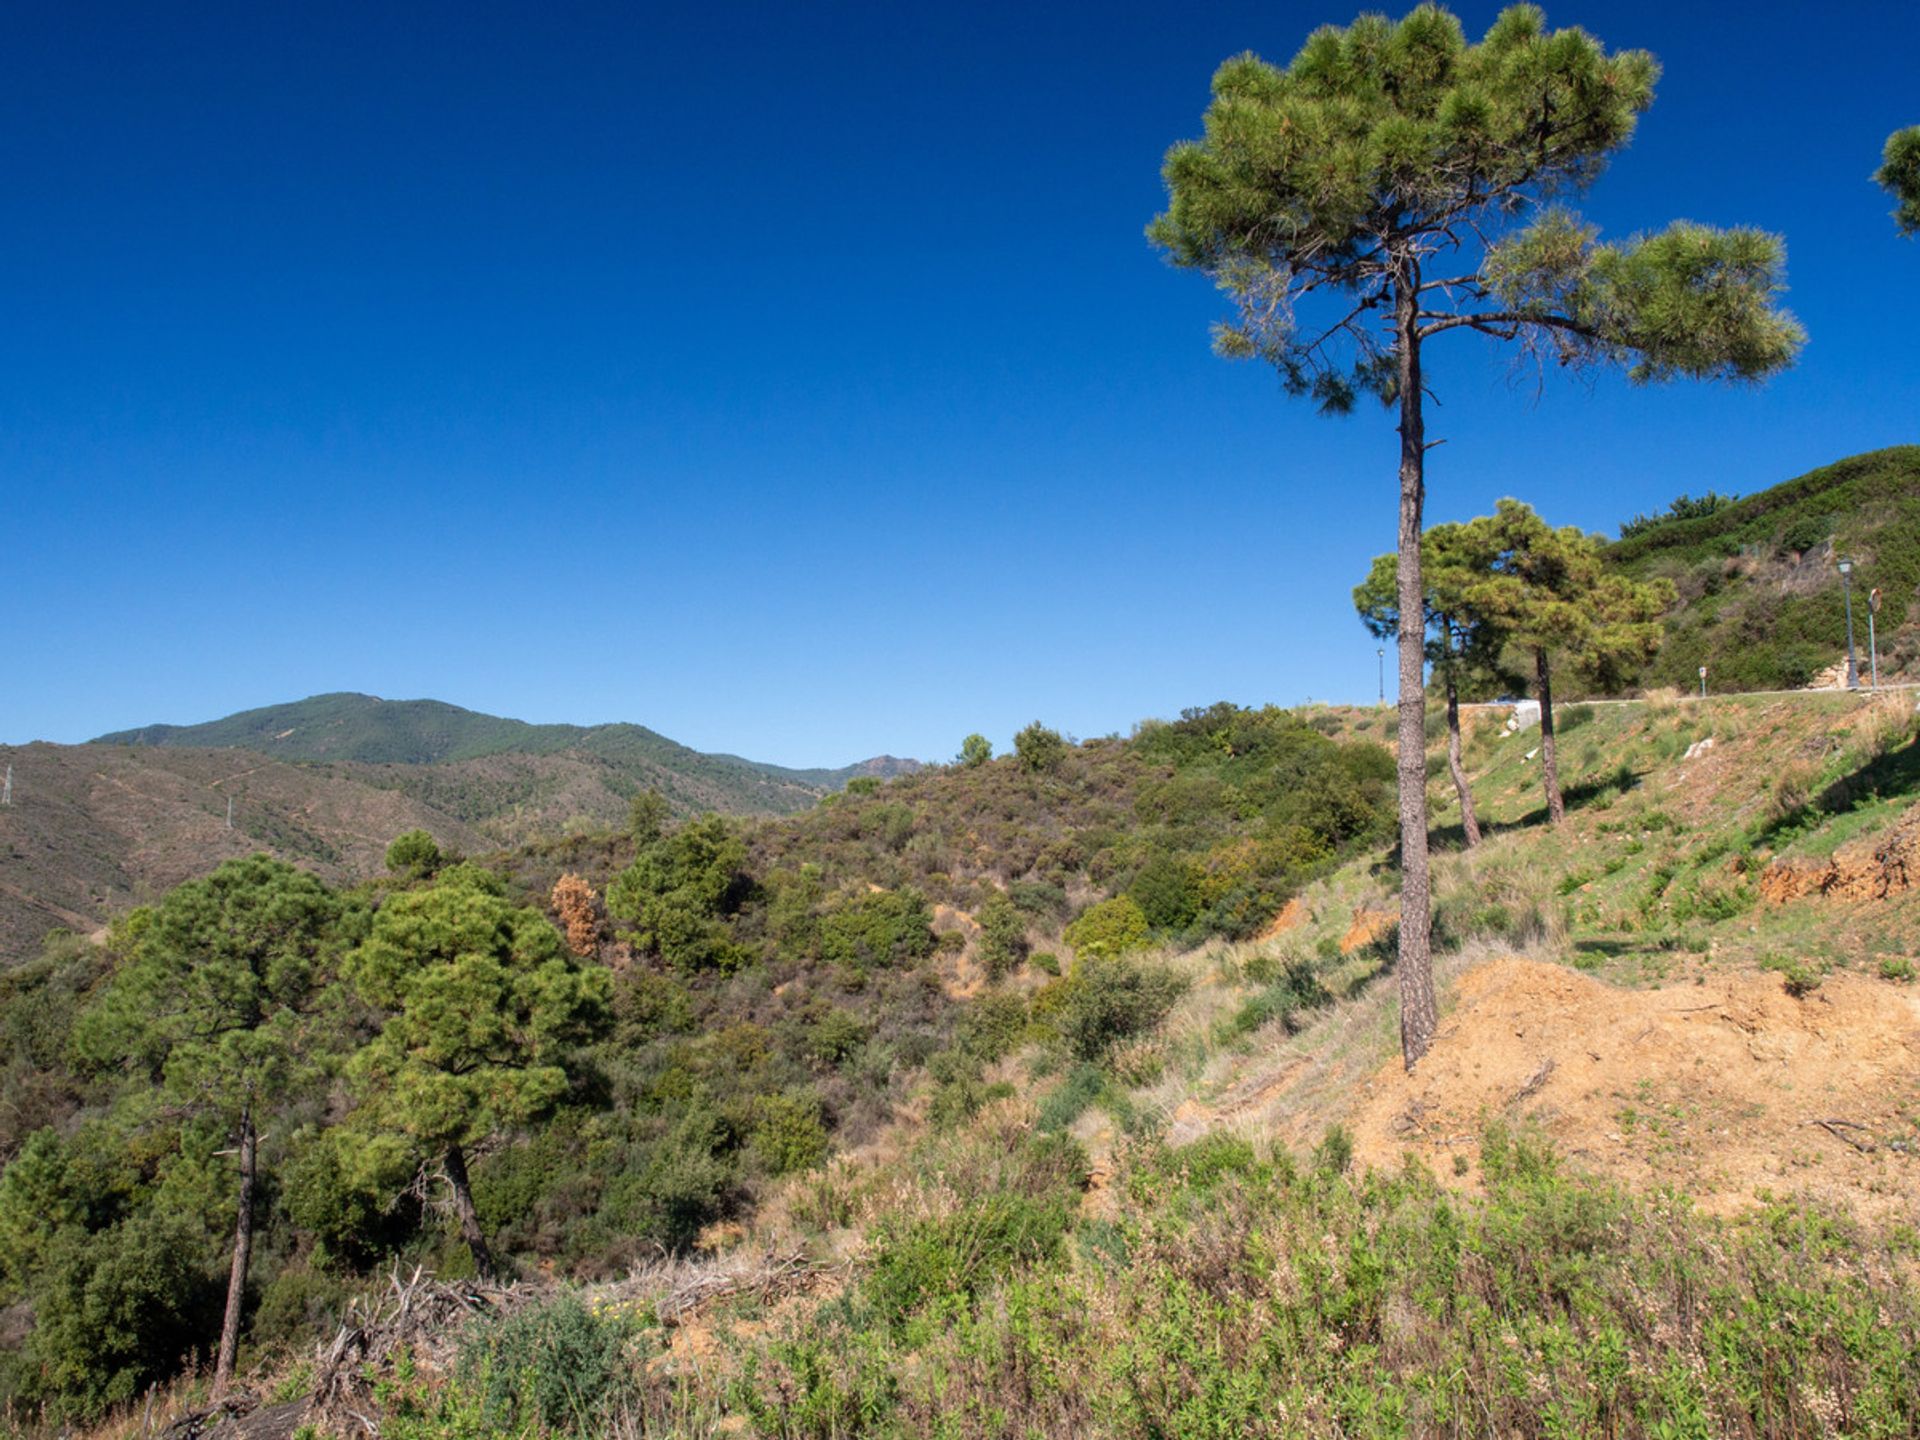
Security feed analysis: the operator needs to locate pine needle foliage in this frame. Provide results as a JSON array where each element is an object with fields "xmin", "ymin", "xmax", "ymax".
[
  {"xmin": 1880, "ymin": 126, "xmax": 1920, "ymax": 236},
  {"xmin": 1150, "ymin": 3, "xmax": 1801, "ymax": 1065}
]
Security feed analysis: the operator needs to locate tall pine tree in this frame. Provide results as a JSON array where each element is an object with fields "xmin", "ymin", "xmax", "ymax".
[
  {"xmin": 1150, "ymin": 4, "xmax": 1800, "ymax": 1065},
  {"xmin": 77, "ymin": 856, "xmax": 349, "ymax": 1396}
]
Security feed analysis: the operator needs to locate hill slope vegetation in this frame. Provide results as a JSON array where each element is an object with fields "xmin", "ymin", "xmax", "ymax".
[
  {"xmin": 1611, "ymin": 445, "xmax": 1920, "ymax": 692},
  {"xmin": 0, "ymin": 698, "xmax": 917, "ymax": 964},
  {"xmin": 3, "ymin": 691, "xmax": 1919, "ymax": 1438}
]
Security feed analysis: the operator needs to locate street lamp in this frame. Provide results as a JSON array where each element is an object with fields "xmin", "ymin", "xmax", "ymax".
[
  {"xmin": 1868, "ymin": 586, "xmax": 1882, "ymax": 690},
  {"xmin": 1376, "ymin": 647, "xmax": 1385, "ymax": 706},
  {"xmin": 1838, "ymin": 558, "xmax": 1859, "ymax": 690}
]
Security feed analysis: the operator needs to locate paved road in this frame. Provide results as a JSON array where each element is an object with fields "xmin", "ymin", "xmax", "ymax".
[{"xmin": 1460, "ymin": 681, "xmax": 1920, "ymax": 710}]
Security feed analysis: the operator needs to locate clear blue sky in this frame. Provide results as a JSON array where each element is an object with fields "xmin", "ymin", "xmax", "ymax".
[{"xmin": 9, "ymin": 1, "xmax": 1918, "ymax": 765}]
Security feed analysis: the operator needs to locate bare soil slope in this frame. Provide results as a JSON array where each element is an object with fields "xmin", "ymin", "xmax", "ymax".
[{"xmin": 1348, "ymin": 956, "xmax": 1920, "ymax": 1223}]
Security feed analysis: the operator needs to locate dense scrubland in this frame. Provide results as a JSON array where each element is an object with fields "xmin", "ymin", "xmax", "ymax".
[
  {"xmin": 4, "ymin": 0, "xmax": 1919, "ymax": 1427},
  {"xmin": 3, "ymin": 682, "xmax": 1918, "ymax": 1438}
]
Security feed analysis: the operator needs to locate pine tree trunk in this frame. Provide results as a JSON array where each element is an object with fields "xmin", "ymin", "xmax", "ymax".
[
  {"xmin": 1536, "ymin": 646, "xmax": 1565, "ymax": 825},
  {"xmin": 1392, "ymin": 270, "xmax": 1437, "ymax": 1069},
  {"xmin": 1445, "ymin": 666, "xmax": 1482, "ymax": 848},
  {"xmin": 444, "ymin": 1143, "xmax": 498, "ymax": 1280},
  {"xmin": 212, "ymin": 1104, "xmax": 256, "ymax": 1398}
]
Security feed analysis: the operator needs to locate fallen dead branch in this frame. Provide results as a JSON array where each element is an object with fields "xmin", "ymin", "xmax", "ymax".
[
  {"xmin": 619, "ymin": 1246, "xmax": 823, "ymax": 1327},
  {"xmin": 311, "ymin": 1265, "xmax": 528, "ymax": 1437},
  {"xmin": 1806, "ymin": 1118, "xmax": 1878, "ymax": 1154}
]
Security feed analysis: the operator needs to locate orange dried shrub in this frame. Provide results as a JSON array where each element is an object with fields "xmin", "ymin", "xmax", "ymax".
[{"xmin": 551, "ymin": 872, "xmax": 601, "ymax": 957}]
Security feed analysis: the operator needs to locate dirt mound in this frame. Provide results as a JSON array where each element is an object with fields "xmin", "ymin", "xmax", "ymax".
[
  {"xmin": 1256, "ymin": 896, "xmax": 1308, "ymax": 941},
  {"xmin": 1348, "ymin": 957, "xmax": 1920, "ymax": 1223},
  {"xmin": 1340, "ymin": 907, "xmax": 1396, "ymax": 954},
  {"xmin": 1759, "ymin": 812, "xmax": 1920, "ymax": 902}
]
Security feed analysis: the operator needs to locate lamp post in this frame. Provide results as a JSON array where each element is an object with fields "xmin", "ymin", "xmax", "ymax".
[
  {"xmin": 1867, "ymin": 587, "xmax": 1881, "ymax": 690},
  {"xmin": 1376, "ymin": 647, "xmax": 1385, "ymax": 706},
  {"xmin": 1838, "ymin": 558, "xmax": 1859, "ymax": 690}
]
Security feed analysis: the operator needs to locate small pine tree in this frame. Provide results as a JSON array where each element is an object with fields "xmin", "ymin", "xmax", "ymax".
[
  {"xmin": 1013, "ymin": 722, "xmax": 1066, "ymax": 773},
  {"xmin": 344, "ymin": 864, "xmax": 610, "ymax": 1277}
]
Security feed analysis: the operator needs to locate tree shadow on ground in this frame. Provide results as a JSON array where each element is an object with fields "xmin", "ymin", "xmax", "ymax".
[
  {"xmin": 1425, "ymin": 763, "xmax": 1643, "ymax": 853},
  {"xmin": 1756, "ymin": 730, "xmax": 1920, "ymax": 846}
]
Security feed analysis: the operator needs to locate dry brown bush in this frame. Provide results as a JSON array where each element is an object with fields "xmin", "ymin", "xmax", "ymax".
[{"xmin": 551, "ymin": 872, "xmax": 602, "ymax": 957}]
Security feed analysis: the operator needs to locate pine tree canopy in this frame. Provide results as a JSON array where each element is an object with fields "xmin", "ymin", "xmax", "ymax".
[
  {"xmin": 1463, "ymin": 499, "xmax": 1673, "ymax": 684},
  {"xmin": 344, "ymin": 864, "xmax": 611, "ymax": 1155},
  {"xmin": 1353, "ymin": 524, "xmax": 1513, "ymax": 691},
  {"xmin": 76, "ymin": 855, "xmax": 350, "ymax": 1116},
  {"xmin": 1880, "ymin": 126, "xmax": 1920, "ymax": 237},
  {"xmin": 1148, "ymin": 3, "xmax": 1803, "ymax": 407}
]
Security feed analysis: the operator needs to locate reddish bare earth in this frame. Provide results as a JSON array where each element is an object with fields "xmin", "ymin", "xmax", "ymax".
[{"xmin": 1347, "ymin": 956, "xmax": 1920, "ymax": 1223}]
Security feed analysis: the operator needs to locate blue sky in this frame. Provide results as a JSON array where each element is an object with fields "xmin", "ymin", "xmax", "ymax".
[{"xmin": 9, "ymin": 1, "xmax": 1918, "ymax": 765}]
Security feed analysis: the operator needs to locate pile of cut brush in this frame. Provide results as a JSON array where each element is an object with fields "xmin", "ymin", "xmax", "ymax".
[
  {"xmin": 310, "ymin": 1265, "xmax": 534, "ymax": 1436},
  {"xmin": 161, "ymin": 1248, "xmax": 828, "ymax": 1437}
]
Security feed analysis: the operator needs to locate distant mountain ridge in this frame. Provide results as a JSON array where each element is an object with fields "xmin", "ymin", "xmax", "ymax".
[
  {"xmin": 92, "ymin": 692, "xmax": 919, "ymax": 790},
  {"xmin": 0, "ymin": 696, "xmax": 916, "ymax": 965}
]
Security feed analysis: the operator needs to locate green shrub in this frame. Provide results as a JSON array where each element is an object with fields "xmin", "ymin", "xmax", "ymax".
[
  {"xmin": 385, "ymin": 828, "xmax": 444, "ymax": 879},
  {"xmin": 455, "ymin": 1293, "xmax": 639, "ymax": 1435},
  {"xmin": 805, "ymin": 1009, "xmax": 870, "ymax": 1067},
  {"xmin": 817, "ymin": 888, "xmax": 936, "ymax": 974},
  {"xmin": 1559, "ymin": 703, "xmax": 1596, "ymax": 733},
  {"xmin": 1063, "ymin": 896, "xmax": 1150, "ymax": 959},
  {"xmin": 1762, "ymin": 951, "xmax": 1825, "ymax": 997},
  {"xmin": 1129, "ymin": 854, "xmax": 1202, "ymax": 931},
  {"xmin": 976, "ymin": 893, "xmax": 1029, "ymax": 980},
  {"xmin": 1053, "ymin": 955, "xmax": 1189, "ymax": 1062},
  {"xmin": 1013, "ymin": 722, "xmax": 1067, "ymax": 773},
  {"xmin": 751, "ymin": 1092, "xmax": 831, "ymax": 1177},
  {"xmin": 864, "ymin": 1193, "xmax": 1071, "ymax": 1327},
  {"xmin": 1036, "ymin": 1063, "xmax": 1108, "ymax": 1133}
]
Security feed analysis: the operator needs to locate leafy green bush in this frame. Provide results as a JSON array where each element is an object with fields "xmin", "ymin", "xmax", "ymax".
[
  {"xmin": 1036, "ymin": 1063, "xmax": 1108, "ymax": 1133},
  {"xmin": 455, "ymin": 1294, "xmax": 639, "ymax": 1435},
  {"xmin": 751, "ymin": 1092, "xmax": 830, "ymax": 1177},
  {"xmin": 864, "ymin": 1193, "xmax": 1071, "ymax": 1328},
  {"xmin": 1012, "ymin": 722, "xmax": 1067, "ymax": 773},
  {"xmin": 817, "ymin": 888, "xmax": 936, "ymax": 974},
  {"xmin": 1129, "ymin": 854, "xmax": 1202, "ymax": 931},
  {"xmin": 1051, "ymin": 955, "xmax": 1189, "ymax": 1062},
  {"xmin": 976, "ymin": 893, "xmax": 1028, "ymax": 979},
  {"xmin": 1063, "ymin": 896, "xmax": 1149, "ymax": 959},
  {"xmin": 385, "ymin": 828, "xmax": 443, "ymax": 879},
  {"xmin": 1762, "ymin": 952, "xmax": 1825, "ymax": 997}
]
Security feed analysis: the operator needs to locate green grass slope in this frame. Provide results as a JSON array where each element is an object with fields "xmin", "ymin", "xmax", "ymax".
[{"xmin": 1610, "ymin": 445, "xmax": 1920, "ymax": 692}]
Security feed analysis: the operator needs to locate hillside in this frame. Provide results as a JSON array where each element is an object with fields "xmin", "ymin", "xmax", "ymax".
[
  {"xmin": 1611, "ymin": 445, "xmax": 1920, "ymax": 692},
  {"xmin": 0, "ymin": 698, "xmax": 919, "ymax": 965},
  {"xmin": 3, "ymin": 693, "xmax": 1917, "ymax": 1438},
  {"xmin": 92, "ymin": 691, "xmax": 918, "ymax": 794}
]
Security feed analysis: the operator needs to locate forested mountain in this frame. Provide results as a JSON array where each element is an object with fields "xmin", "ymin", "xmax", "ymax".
[
  {"xmin": 0, "ymin": 697, "xmax": 917, "ymax": 965},
  {"xmin": 92, "ymin": 692, "xmax": 918, "ymax": 792}
]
